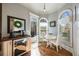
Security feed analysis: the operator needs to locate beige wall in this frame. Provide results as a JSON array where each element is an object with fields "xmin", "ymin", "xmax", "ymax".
[{"xmin": 2, "ymin": 3, "xmax": 31, "ymax": 37}]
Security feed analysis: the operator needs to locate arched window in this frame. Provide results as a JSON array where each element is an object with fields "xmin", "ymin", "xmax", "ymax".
[{"xmin": 58, "ymin": 9, "xmax": 73, "ymax": 47}]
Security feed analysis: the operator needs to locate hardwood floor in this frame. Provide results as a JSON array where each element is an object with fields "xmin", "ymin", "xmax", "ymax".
[
  {"xmin": 38, "ymin": 42, "xmax": 72, "ymax": 56},
  {"xmin": 14, "ymin": 41, "xmax": 72, "ymax": 56}
]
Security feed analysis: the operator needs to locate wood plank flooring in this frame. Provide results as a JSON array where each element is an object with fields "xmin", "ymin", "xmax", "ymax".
[
  {"xmin": 16, "ymin": 41, "xmax": 72, "ymax": 56},
  {"xmin": 38, "ymin": 42, "xmax": 72, "ymax": 56}
]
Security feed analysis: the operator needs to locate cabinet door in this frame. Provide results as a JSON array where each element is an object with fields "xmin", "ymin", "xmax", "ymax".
[
  {"xmin": 2, "ymin": 41, "xmax": 8, "ymax": 55},
  {"xmin": 7, "ymin": 40, "xmax": 12, "ymax": 56},
  {"xmin": 2, "ymin": 40, "xmax": 12, "ymax": 56}
]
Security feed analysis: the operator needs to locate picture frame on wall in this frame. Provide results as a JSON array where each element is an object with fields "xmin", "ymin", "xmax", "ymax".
[{"xmin": 50, "ymin": 21, "xmax": 56, "ymax": 27}]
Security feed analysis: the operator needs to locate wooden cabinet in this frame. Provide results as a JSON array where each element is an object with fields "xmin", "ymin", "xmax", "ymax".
[
  {"xmin": 2, "ymin": 40, "xmax": 12, "ymax": 56},
  {"xmin": 1, "ymin": 35, "xmax": 30, "ymax": 56}
]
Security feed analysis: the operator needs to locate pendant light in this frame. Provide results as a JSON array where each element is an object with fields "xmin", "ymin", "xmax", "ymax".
[{"xmin": 43, "ymin": 3, "xmax": 46, "ymax": 13}]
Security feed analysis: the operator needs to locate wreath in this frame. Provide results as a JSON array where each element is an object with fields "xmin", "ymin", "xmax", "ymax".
[{"xmin": 14, "ymin": 21, "xmax": 22, "ymax": 28}]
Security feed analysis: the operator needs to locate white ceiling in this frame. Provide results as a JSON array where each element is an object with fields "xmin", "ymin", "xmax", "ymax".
[{"xmin": 20, "ymin": 3, "xmax": 66, "ymax": 16}]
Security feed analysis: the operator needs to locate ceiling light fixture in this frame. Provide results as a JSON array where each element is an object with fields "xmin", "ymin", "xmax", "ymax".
[{"xmin": 43, "ymin": 3, "xmax": 46, "ymax": 13}]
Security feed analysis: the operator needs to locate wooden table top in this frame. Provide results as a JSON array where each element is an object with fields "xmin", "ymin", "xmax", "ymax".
[{"xmin": 0, "ymin": 35, "xmax": 30, "ymax": 42}]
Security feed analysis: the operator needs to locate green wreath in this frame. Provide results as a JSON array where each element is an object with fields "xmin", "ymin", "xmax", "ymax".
[{"xmin": 14, "ymin": 21, "xmax": 22, "ymax": 28}]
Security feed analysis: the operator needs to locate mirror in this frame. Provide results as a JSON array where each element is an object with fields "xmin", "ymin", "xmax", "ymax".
[
  {"xmin": 7, "ymin": 16, "xmax": 26, "ymax": 33},
  {"xmin": 58, "ymin": 9, "xmax": 72, "ymax": 47}
]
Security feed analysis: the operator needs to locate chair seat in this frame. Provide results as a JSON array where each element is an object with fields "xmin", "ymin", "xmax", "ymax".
[
  {"xmin": 45, "ymin": 35, "xmax": 56, "ymax": 39},
  {"xmin": 49, "ymin": 39, "xmax": 57, "ymax": 44},
  {"xmin": 47, "ymin": 35, "xmax": 57, "ymax": 45},
  {"xmin": 15, "ymin": 45, "xmax": 26, "ymax": 51},
  {"xmin": 46, "ymin": 35, "xmax": 59, "ymax": 52}
]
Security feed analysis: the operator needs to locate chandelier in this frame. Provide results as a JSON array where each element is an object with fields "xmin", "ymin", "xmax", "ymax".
[
  {"xmin": 43, "ymin": 3, "xmax": 46, "ymax": 13},
  {"xmin": 43, "ymin": 3, "xmax": 47, "ymax": 17}
]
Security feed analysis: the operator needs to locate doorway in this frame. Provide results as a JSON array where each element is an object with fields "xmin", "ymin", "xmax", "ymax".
[
  {"xmin": 30, "ymin": 13, "xmax": 41, "ymax": 56},
  {"xmin": 39, "ymin": 18, "xmax": 48, "ymax": 42},
  {"xmin": 30, "ymin": 13, "xmax": 39, "ymax": 37},
  {"xmin": 31, "ymin": 21, "xmax": 37, "ymax": 37}
]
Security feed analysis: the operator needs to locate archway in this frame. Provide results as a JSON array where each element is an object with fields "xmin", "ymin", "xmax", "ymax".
[{"xmin": 39, "ymin": 17, "xmax": 48, "ymax": 42}]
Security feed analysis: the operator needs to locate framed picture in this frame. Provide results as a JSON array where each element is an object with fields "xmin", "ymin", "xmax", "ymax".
[{"xmin": 50, "ymin": 21, "xmax": 56, "ymax": 27}]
